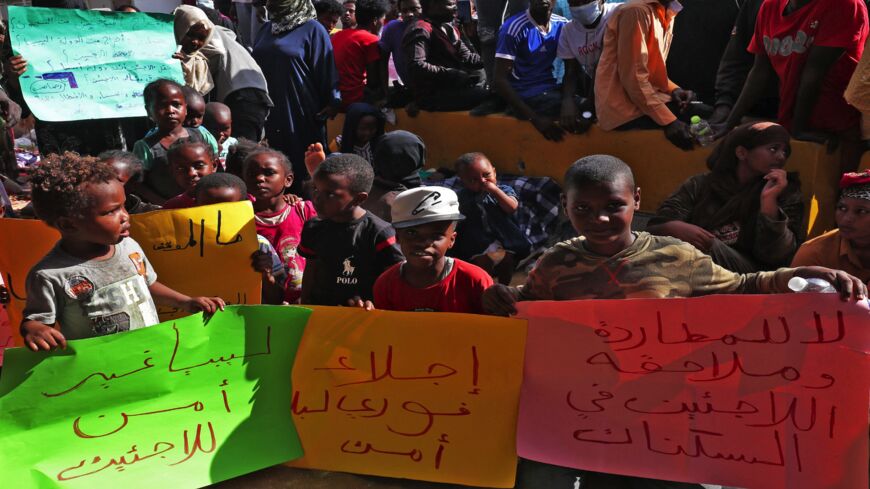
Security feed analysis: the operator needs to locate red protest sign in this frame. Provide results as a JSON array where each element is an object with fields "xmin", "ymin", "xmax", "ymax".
[{"xmin": 517, "ymin": 295, "xmax": 870, "ymax": 489}]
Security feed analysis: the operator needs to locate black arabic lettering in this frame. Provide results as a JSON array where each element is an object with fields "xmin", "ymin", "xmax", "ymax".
[{"xmin": 215, "ymin": 210, "xmax": 243, "ymax": 246}]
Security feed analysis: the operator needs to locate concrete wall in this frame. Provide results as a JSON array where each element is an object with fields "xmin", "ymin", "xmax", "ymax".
[{"xmin": 328, "ymin": 111, "xmax": 843, "ymax": 238}]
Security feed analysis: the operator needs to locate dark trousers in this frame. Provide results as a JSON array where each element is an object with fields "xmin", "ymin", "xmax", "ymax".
[
  {"xmin": 225, "ymin": 89, "xmax": 269, "ymax": 142},
  {"xmin": 417, "ymin": 69, "xmax": 489, "ymax": 112}
]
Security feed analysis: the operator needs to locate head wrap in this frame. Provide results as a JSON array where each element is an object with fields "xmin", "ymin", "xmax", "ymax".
[
  {"xmin": 173, "ymin": 5, "xmax": 218, "ymax": 95},
  {"xmin": 840, "ymin": 170, "xmax": 870, "ymax": 201},
  {"xmin": 270, "ymin": 0, "xmax": 317, "ymax": 35},
  {"xmin": 373, "ymin": 131, "xmax": 426, "ymax": 190},
  {"xmin": 340, "ymin": 103, "xmax": 385, "ymax": 154},
  {"xmin": 706, "ymin": 121, "xmax": 792, "ymax": 174}
]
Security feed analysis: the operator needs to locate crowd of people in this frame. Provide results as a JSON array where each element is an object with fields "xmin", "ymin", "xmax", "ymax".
[{"xmin": 0, "ymin": 0, "xmax": 869, "ymax": 487}]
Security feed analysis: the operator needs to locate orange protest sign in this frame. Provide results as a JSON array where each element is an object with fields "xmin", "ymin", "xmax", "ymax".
[
  {"xmin": 0, "ymin": 218, "xmax": 60, "ymax": 359},
  {"xmin": 288, "ymin": 306, "xmax": 526, "ymax": 487},
  {"xmin": 517, "ymin": 295, "xmax": 870, "ymax": 489}
]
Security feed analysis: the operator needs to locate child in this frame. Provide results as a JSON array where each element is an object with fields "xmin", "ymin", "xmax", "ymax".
[
  {"xmin": 132, "ymin": 79, "xmax": 219, "ymax": 205},
  {"xmin": 226, "ymin": 138, "xmax": 262, "ymax": 178},
  {"xmin": 453, "ymin": 152, "xmax": 530, "ymax": 285},
  {"xmin": 203, "ymin": 102, "xmax": 238, "ymax": 170},
  {"xmin": 299, "ymin": 153, "xmax": 404, "ymax": 306},
  {"xmin": 98, "ymin": 150, "xmax": 162, "ymax": 214},
  {"xmin": 195, "ymin": 172, "xmax": 288, "ymax": 305},
  {"xmin": 162, "ymin": 139, "xmax": 218, "ymax": 209},
  {"xmin": 21, "ymin": 153, "xmax": 224, "ymax": 351},
  {"xmin": 329, "ymin": 103, "xmax": 385, "ymax": 164},
  {"xmin": 482, "ymin": 154, "xmax": 865, "ymax": 489},
  {"xmin": 182, "ymin": 86, "xmax": 206, "ymax": 128},
  {"xmin": 245, "ymin": 148, "xmax": 317, "ymax": 303},
  {"xmin": 373, "ymin": 186, "xmax": 494, "ymax": 313}
]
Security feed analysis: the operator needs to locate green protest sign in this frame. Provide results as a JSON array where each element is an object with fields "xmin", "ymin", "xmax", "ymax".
[
  {"xmin": 0, "ymin": 305, "xmax": 310, "ymax": 489},
  {"xmin": 8, "ymin": 6, "xmax": 184, "ymax": 121}
]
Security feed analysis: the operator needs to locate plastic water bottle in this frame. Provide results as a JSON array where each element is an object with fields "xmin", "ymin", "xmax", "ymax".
[
  {"xmin": 689, "ymin": 115, "xmax": 714, "ymax": 147},
  {"xmin": 788, "ymin": 276, "xmax": 837, "ymax": 293}
]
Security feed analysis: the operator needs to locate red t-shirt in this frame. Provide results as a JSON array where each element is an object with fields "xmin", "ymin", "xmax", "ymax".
[
  {"xmin": 255, "ymin": 200, "xmax": 317, "ymax": 303},
  {"xmin": 162, "ymin": 192, "xmax": 197, "ymax": 209},
  {"xmin": 373, "ymin": 259, "xmax": 494, "ymax": 314},
  {"xmin": 331, "ymin": 28, "xmax": 382, "ymax": 107},
  {"xmin": 749, "ymin": 0, "xmax": 868, "ymax": 133}
]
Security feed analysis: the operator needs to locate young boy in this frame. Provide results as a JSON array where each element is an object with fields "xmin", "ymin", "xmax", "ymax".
[
  {"xmin": 373, "ymin": 186, "xmax": 494, "ymax": 313},
  {"xmin": 195, "ymin": 172, "xmax": 287, "ymax": 305},
  {"xmin": 331, "ymin": 0, "xmax": 389, "ymax": 107},
  {"xmin": 182, "ymin": 86, "xmax": 206, "ymax": 129},
  {"xmin": 21, "ymin": 153, "xmax": 224, "ymax": 352},
  {"xmin": 299, "ymin": 153, "xmax": 404, "ymax": 307},
  {"xmin": 453, "ymin": 152, "xmax": 530, "ymax": 285},
  {"xmin": 162, "ymin": 139, "xmax": 218, "ymax": 209},
  {"xmin": 482, "ymin": 154, "xmax": 866, "ymax": 488},
  {"xmin": 203, "ymin": 102, "xmax": 238, "ymax": 171}
]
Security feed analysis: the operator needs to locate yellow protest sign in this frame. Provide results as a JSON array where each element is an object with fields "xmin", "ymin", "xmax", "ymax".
[
  {"xmin": 288, "ymin": 306, "xmax": 526, "ymax": 487},
  {"xmin": 0, "ymin": 218, "xmax": 60, "ymax": 355},
  {"xmin": 129, "ymin": 201, "xmax": 261, "ymax": 320}
]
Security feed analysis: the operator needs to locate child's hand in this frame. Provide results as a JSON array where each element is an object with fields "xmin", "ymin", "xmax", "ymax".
[
  {"xmin": 22, "ymin": 322, "xmax": 67, "ymax": 352},
  {"xmin": 251, "ymin": 250, "xmax": 276, "ymax": 284},
  {"xmin": 482, "ymin": 284, "xmax": 520, "ymax": 316},
  {"xmin": 6, "ymin": 55, "xmax": 27, "ymax": 77},
  {"xmin": 482, "ymin": 180, "xmax": 500, "ymax": 194},
  {"xmin": 761, "ymin": 168, "xmax": 788, "ymax": 201},
  {"xmin": 793, "ymin": 267, "xmax": 868, "ymax": 301},
  {"xmin": 304, "ymin": 143, "xmax": 327, "ymax": 176},
  {"xmin": 184, "ymin": 296, "xmax": 226, "ymax": 314},
  {"xmin": 346, "ymin": 296, "xmax": 375, "ymax": 311},
  {"xmin": 283, "ymin": 193, "xmax": 302, "ymax": 206}
]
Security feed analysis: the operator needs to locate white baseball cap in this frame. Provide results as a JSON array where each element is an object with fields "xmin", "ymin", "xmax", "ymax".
[{"xmin": 391, "ymin": 186, "xmax": 465, "ymax": 229}]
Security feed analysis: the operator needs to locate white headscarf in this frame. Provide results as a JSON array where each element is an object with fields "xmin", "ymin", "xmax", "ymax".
[{"xmin": 173, "ymin": 5, "xmax": 220, "ymax": 94}]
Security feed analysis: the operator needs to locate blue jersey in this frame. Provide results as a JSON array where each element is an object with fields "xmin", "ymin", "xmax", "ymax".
[{"xmin": 495, "ymin": 10, "xmax": 568, "ymax": 99}]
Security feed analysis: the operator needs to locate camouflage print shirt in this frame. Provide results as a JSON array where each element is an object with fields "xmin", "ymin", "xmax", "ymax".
[{"xmin": 518, "ymin": 232, "xmax": 795, "ymax": 301}]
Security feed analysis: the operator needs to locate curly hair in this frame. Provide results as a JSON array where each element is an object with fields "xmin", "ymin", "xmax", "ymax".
[{"xmin": 30, "ymin": 152, "xmax": 118, "ymax": 227}]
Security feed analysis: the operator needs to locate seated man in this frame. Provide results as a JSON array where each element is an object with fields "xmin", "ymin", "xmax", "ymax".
[
  {"xmin": 332, "ymin": 0, "xmax": 390, "ymax": 108},
  {"xmin": 557, "ymin": 0, "xmax": 619, "ymax": 133},
  {"xmin": 493, "ymin": 0, "xmax": 570, "ymax": 141},
  {"xmin": 403, "ymin": 0, "xmax": 488, "ymax": 111},
  {"xmin": 380, "ymin": 0, "xmax": 422, "ymax": 85},
  {"xmin": 594, "ymin": 0, "xmax": 697, "ymax": 150}
]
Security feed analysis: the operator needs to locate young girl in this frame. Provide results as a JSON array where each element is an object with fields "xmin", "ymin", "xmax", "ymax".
[
  {"xmin": 329, "ymin": 103, "xmax": 385, "ymax": 164},
  {"xmin": 648, "ymin": 122, "xmax": 804, "ymax": 273},
  {"xmin": 244, "ymin": 148, "xmax": 317, "ymax": 303},
  {"xmin": 132, "ymin": 79, "xmax": 219, "ymax": 205},
  {"xmin": 162, "ymin": 140, "xmax": 218, "ymax": 209}
]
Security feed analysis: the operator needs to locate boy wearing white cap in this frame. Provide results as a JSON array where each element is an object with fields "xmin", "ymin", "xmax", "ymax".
[{"xmin": 373, "ymin": 186, "xmax": 494, "ymax": 314}]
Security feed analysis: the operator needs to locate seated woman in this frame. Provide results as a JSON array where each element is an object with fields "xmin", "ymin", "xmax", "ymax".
[
  {"xmin": 791, "ymin": 170, "xmax": 870, "ymax": 284},
  {"xmin": 647, "ymin": 122, "xmax": 804, "ymax": 273}
]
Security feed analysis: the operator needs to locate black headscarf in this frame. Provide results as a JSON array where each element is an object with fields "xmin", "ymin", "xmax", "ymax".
[
  {"xmin": 691, "ymin": 122, "xmax": 799, "ymax": 251},
  {"xmin": 372, "ymin": 130, "xmax": 426, "ymax": 190},
  {"xmin": 340, "ymin": 103, "xmax": 385, "ymax": 154}
]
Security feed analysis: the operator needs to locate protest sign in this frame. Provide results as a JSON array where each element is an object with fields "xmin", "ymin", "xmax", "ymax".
[
  {"xmin": 9, "ymin": 7, "xmax": 184, "ymax": 121},
  {"xmin": 517, "ymin": 295, "xmax": 870, "ymax": 489},
  {"xmin": 0, "ymin": 305, "xmax": 310, "ymax": 489},
  {"xmin": 0, "ymin": 218, "xmax": 60, "ymax": 360},
  {"xmin": 288, "ymin": 307, "xmax": 526, "ymax": 487},
  {"xmin": 128, "ymin": 201, "xmax": 261, "ymax": 321}
]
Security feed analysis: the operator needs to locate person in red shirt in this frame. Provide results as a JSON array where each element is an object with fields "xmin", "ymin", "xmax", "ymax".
[
  {"xmin": 374, "ymin": 186, "xmax": 494, "ymax": 313},
  {"xmin": 332, "ymin": 0, "xmax": 390, "ymax": 108},
  {"xmin": 722, "ymin": 0, "xmax": 868, "ymax": 147}
]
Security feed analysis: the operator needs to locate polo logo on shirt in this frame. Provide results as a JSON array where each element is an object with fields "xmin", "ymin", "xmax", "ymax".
[
  {"xmin": 762, "ymin": 31, "xmax": 814, "ymax": 57},
  {"xmin": 65, "ymin": 276, "xmax": 95, "ymax": 300},
  {"xmin": 337, "ymin": 256, "xmax": 359, "ymax": 285},
  {"xmin": 411, "ymin": 192, "xmax": 442, "ymax": 215}
]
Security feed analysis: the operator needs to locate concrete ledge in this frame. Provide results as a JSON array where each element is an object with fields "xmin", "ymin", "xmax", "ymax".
[{"xmin": 328, "ymin": 110, "xmax": 841, "ymax": 237}]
